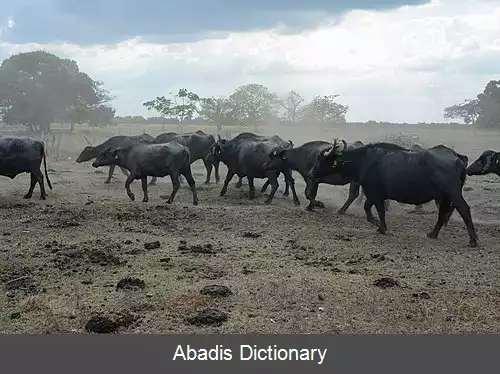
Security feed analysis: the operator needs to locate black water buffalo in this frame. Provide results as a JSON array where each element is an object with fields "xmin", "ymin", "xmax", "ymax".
[
  {"xmin": 212, "ymin": 133, "xmax": 299, "ymax": 204},
  {"xmin": 149, "ymin": 130, "xmax": 219, "ymax": 186},
  {"xmin": 466, "ymin": 150, "xmax": 500, "ymax": 176},
  {"xmin": 308, "ymin": 140, "xmax": 477, "ymax": 247},
  {"xmin": 263, "ymin": 140, "xmax": 365, "ymax": 213},
  {"xmin": 212, "ymin": 132, "xmax": 293, "ymax": 196},
  {"xmin": 0, "ymin": 136, "xmax": 53, "ymax": 199},
  {"xmin": 91, "ymin": 141, "xmax": 198, "ymax": 205},
  {"xmin": 356, "ymin": 142, "xmax": 426, "ymax": 212},
  {"xmin": 76, "ymin": 134, "xmax": 154, "ymax": 183}
]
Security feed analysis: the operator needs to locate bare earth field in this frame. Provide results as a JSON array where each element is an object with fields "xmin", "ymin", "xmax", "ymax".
[{"xmin": 0, "ymin": 125, "xmax": 499, "ymax": 334}]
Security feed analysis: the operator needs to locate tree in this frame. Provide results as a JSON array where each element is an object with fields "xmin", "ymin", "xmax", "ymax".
[
  {"xmin": 475, "ymin": 80, "xmax": 500, "ymax": 129},
  {"xmin": 300, "ymin": 94, "xmax": 349, "ymax": 124},
  {"xmin": 228, "ymin": 84, "xmax": 279, "ymax": 131},
  {"xmin": 444, "ymin": 99, "xmax": 480, "ymax": 124},
  {"xmin": 0, "ymin": 50, "xmax": 112, "ymax": 134},
  {"xmin": 143, "ymin": 88, "xmax": 200, "ymax": 132},
  {"xmin": 279, "ymin": 90, "xmax": 304, "ymax": 123},
  {"xmin": 444, "ymin": 80, "xmax": 500, "ymax": 129},
  {"xmin": 198, "ymin": 96, "xmax": 234, "ymax": 135},
  {"xmin": 87, "ymin": 105, "xmax": 116, "ymax": 127}
]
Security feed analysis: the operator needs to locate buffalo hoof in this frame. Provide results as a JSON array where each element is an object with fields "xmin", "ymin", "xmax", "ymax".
[
  {"xmin": 204, "ymin": 181, "xmax": 210, "ymax": 185},
  {"xmin": 376, "ymin": 228, "xmax": 387, "ymax": 235},
  {"xmin": 23, "ymin": 194, "xmax": 32, "ymax": 199},
  {"xmin": 128, "ymin": 193, "xmax": 135, "ymax": 201},
  {"xmin": 315, "ymin": 201, "xmax": 325, "ymax": 209},
  {"xmin": 166, "ymin": 199, "xmax": 173, "ymax": 204},
  {"xmin": 293, "ymin": 199, "xmax": 300, "ymax": 206},
  {"xmin": 142, "ymin": 198, "xmax": 149, "ymax": 203},
  {"xmin": 469, "ymin": 238, "xmax": 478, "ymax": 248},
  {"xmin": 104, "ymin": 180, "xmax": 111, "ymax": 184},
  {"xmin": 283, "ymin": 191, "xmax": 290, "ymax": 197},
  {"xmin": 336, "ymin": 210, "xmax": 346, "ymax": 215},
  {"xmin": 148, "ymin": 183, "xmax": 156, "ymax": 187},
  {"xmin": 264, "ymin": 199, "xmax": 272, "ymax": 205},
  {"xmin": 193, "ymin": 200, "xmax": 199, "ymax": 206},
  {"xmin": 306, "ymin": 204, "xmax": 314, "ymax": 211},
  {"xmin": 426, "ymin": 232, "xmax": 438, "ymax": 239},
  {"xmin": 40, "ymin": 195, "xmax": 47, "ymax": 200}
]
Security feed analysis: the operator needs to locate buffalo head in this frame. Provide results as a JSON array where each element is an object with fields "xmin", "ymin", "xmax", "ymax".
[
  {"xmin": 308, "ymin": 138, "xmax": 348, "ymax": 180},
  {"xmin": 466, "ymin": 150, "xmax": 500, "ymax": 176},
  {"xmin": 92, "ymin": 147, "xmax": 125, "ymax": 168},
  {"xmin": 76, "ymin": 146, "xmax": 96, "ymax": 163}
]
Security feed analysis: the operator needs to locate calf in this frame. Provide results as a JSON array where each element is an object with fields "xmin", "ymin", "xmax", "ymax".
[
  {"xmin": 309, "ymin": 140, "xmax": 477, "ymax": 247},
  {"xmin": 150, "ymin": 130, "xmax": 219, "ymax": 186},
  {"xmin": 76, "ymin": 134, "xmax": 154, "ymax": 183},
  {"xmin": 0, "ymin": 136, "xmax": 53, "ymax": 199},
  {"xmin": 263, "ymin": 140, "xmax": 365, "ymax": 212},
  {"xmin": 92, "ymin": 141, "xmax": 198, "ymax": 205},
  {"xmin": 212, "ymin": 134, "xmax": 299, "ymax": 204}
]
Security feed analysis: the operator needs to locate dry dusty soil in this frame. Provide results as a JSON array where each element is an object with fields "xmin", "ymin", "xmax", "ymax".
[{"xmin": 0, "ymin": 142, "xmax": 499, "ymax": 334}]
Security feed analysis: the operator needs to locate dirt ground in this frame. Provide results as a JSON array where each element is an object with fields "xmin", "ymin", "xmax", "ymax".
[{"xmin": 0, "ymin": 126, "xmax": 499, "ymax": 334}]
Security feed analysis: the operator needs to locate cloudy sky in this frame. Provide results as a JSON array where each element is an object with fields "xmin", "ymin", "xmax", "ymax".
[{"xmin": 1, "ymin": 0, "xmax": 499, "ymax": 122}]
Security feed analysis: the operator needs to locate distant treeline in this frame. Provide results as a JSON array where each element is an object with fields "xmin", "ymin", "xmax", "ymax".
[{"xmin": 112, "ymin": 116, "xmax": 206, "ymax": 125}]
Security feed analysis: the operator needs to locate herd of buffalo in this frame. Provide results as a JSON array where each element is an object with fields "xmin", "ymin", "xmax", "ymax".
[{"xmin": 1, "ymin": 130, "xmax": 499, "ymax": 248}]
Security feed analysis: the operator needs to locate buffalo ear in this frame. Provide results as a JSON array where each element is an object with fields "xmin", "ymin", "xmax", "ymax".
[
  {"xmin": 280, "ymin": 150, "xmax": 287, "ymax": 160},
  {"xmin": 112, "ymin": 148, "xmax": 121, "ymax": 160}
]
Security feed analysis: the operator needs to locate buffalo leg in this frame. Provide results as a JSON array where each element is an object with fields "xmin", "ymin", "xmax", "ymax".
[
  {"xmin": 449, "ymin": 194, "xmax": 478, "ymax": 247},
  {"xmin": 148, "ymin": 177, "xmax": 158, "ymax": 186},
  {"xmin": 220, "ymin": 170, "xmax": 236, "ymax": 196},
  {"xmin": 235, "ymin": 177, "xmax": 243, "ymax": 188},
  {"xmin": 363, "ymin": 199, "xmax": 379, "ymax": 226},
  {"xmin": 248, "ymin": 177, "xmax": 256, "ymax": 200},
  {"xmin": 182, "ymin": 168, "xmax": 199, "ymax": 205},
  {"xmin": 305, "ymin": 180, "xmax": 324, "ymax": 211},
  {"xmin": 264, "ymin": 175, "xmax": 279, "ymax": 204},
  {"xmin": 260, "ymin": 180, "xmax": 270, "ymax": 193},
  {"xmin": 214, "ymin": 161, "xmax": 220, "ymax": 183},
  {"xmin": 104, "ymin": 165, "xmax": 115, "ymax": 184},
  {"xmin": 384, "ymin": 200, "xmax": 390, "ymax": 211},
  {"xmin": 141, "ymin": 177, "xmax": 149, "ymax": 203},
  {"xmin": 203, "ymin": 158, "xmax": 212, "ymax": 185},
  {"xmin": 284, "ymin": 171, "xmax": 300, "ymax": 205},
  {"xmin": 37, "ymin": 169, "xmax": 47, "ymax": 200},
  {"xmin": 124, "ymin": 175, "xmax": 135, "ymax": 201},
  {"xmin": 427, "ymin": 199, "xmax": 453, "ymax": 240},
  {"xmin": 283, "ymin": 174, "xmax": 290, "ymax": 196},
  {"xmin": 338, "ymin": 182, "xmax": 361, "ymax": 215},
  {"xmin": 373, "ymin": 199, "xmax": 388, "ymax": 234},
  {"xmin": 167, "ymin": 171, "xmax": 181, "ymax": 204},
  {"xmin": 23, "ymin": 172, "xmax": 37, "ymax": 199}
]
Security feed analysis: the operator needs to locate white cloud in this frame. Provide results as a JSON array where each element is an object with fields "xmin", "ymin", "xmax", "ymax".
[
  {"xmin": 1, "ymin": 0, "xmax": 500, "ymax": 122},
  {"xmin": 0, "ymin": 16, "xmax": 15, "ymax": 38}
]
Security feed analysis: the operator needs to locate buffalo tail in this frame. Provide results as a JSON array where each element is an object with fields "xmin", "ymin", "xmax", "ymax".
[{"xmin": 42, "ymin": 142, "xmax": 53, "ymax": 189}]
